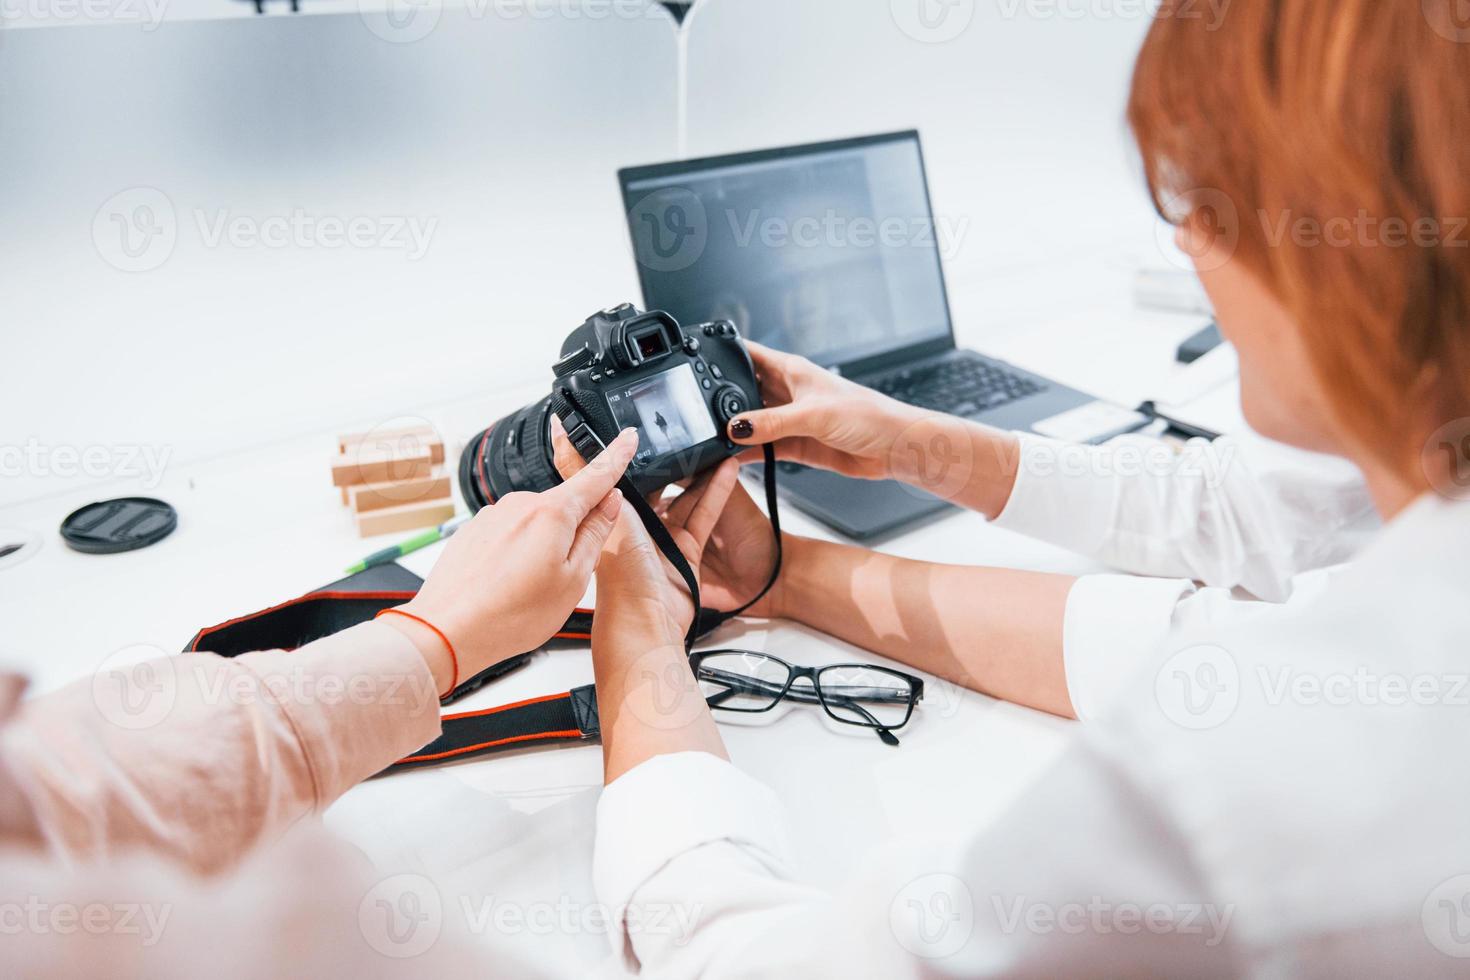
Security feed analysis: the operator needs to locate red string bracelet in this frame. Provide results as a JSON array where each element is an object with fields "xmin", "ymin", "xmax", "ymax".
[{"xmin": 376, "ymin": 608, "xmax": 459, "ymax": 700}]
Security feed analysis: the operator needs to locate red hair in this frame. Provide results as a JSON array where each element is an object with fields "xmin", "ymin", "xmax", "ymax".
[{"xmin": 1128, "ymin": 0, "xmax": 1470, "ymax": 484}]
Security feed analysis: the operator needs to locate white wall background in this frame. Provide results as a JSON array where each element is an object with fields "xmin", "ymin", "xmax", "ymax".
[
  {"xmin": 1, "ymin": 0, "xmax": 1161, "ymax": 505},
  {"xmin": 686, "ymin": 0, "xmax": 1154, "ymax": 281}
]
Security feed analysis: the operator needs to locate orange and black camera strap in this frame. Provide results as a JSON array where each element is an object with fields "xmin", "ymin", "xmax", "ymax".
[
  {"xmin": 184, "ymin": 445, "xmax": 781, "ymax": 774},
  {"xmin": 182, "ymin": 578, "xmax": 609, "ymax": 773}
]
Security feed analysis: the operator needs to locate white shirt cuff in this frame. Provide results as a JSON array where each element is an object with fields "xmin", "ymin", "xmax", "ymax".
[
  {"xmin": 594, "ymin": 751, "xmax": 794, "ymax": 916},
  {"xmin": 1063, "ymin": 573, "xmax": 1196, "ymax": 722},
  {"xmin": 991, "ymin": 433, "xmax": 1119, "ymax": 555}
]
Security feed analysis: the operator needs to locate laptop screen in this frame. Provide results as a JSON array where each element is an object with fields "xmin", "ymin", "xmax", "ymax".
[{"xmin": 621, "ymin": 132, "xmax": 954, "ymax": 370}]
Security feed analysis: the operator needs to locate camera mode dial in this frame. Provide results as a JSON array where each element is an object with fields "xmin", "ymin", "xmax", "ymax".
[{"xmin": 553, "ymin": 346, "xmax": 597, "ymax": 378}]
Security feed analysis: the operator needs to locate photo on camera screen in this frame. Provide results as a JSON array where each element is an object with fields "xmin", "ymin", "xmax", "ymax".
[{"xmin": 607, "ymin": 363, "xmax": 716, "ymax": 463}]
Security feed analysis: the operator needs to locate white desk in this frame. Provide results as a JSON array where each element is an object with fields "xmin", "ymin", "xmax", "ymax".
[{"xmin": 0, "ymin": 254, "xmax": 1222, "ymax": 975}]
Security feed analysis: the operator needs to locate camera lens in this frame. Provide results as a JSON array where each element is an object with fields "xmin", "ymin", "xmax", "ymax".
[{"xmin": 457, "ymin": 397, "xmax": 560, "ymax": 511}]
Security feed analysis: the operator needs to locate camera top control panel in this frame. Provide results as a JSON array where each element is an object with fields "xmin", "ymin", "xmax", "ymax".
[{"xmin": 552, "ymin": 304, "xmax": 760, "ymax": 490}]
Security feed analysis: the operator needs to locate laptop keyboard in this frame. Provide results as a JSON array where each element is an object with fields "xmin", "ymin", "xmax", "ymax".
[{"xmin": 867, "ymin": 356, "xmax": 1045, "ymax": 417}]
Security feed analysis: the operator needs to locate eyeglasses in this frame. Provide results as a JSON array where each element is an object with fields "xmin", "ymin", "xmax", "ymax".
[{"xmin": 690, "ymin": 649, "xmax": 924, "ymax": 746}]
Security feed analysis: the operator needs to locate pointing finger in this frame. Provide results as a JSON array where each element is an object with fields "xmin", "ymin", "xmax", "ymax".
[{"xmin": 548, "ymin": 426, "xmax": 638, "ymax": 518}]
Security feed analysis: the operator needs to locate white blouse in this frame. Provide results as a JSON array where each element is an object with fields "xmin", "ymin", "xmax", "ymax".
[
  {"xmin": 592, "ymin": 436, "xmax": 1470, "ymax": 977},
  {"xmin": 995, "ymin": 431, "xmax": 1376, "ymax": 719}
]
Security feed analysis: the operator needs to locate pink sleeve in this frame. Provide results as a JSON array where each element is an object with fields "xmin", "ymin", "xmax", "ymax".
[
  {"xmin": 0, "ymin": 822, "xmax": 552, "ymax": 978},
  {"xmin": 0, "ymin": 621, "xmax": 442, "ymax": 875}
]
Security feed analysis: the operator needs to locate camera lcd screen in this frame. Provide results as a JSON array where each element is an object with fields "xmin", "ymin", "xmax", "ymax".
[{"xmin": 606, "ymin": 363, "xmax": 717, "ymax": 466}]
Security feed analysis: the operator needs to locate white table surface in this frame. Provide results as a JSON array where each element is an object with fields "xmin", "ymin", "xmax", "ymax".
[{"xmin": 0, "ymin": 250, "xmax": 1227, "ymax": 975}]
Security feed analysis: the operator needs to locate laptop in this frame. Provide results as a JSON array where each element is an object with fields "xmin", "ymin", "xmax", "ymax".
[{"xmin": 618, "ymin": 130, "xmax": 1096, "ymax": 539}]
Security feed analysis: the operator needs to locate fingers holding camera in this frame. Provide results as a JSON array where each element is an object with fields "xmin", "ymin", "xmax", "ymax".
[
  {"xmin": 728, "ymin": 343, "xmax": 923, "ymax": 480},
  {"xmin": 724, "ymin": 399, "xmax": 810, "ymax": 446},
  {"xmin": 726, "ymin": 400, "xmax": 909, "ymax": 482},
  {"xmin": 724, "ymin": 346, "xmax": 847, "ymax": 447},
  {"xmin": 548, "ymin": 422, "xmax": 636, "ymax": 508},
  {"xmin": 743, "ymin": 340, "xmax": 800, "ymax": 402},
  {"xmin": 545, "ymin": 419, "xmax": 638, "ymax": 568},
  {"xmin": 548, "ymin": 413, "xmax": 587, "ymax": 481},
  {"xmin": 549, "ymin": 412, "xmax": 744, "ymax": 630},
  {"xmin": 566, "ymin": 489, "xmax": 623, "ymax": 572},
  {"xmin": 391, "ymin": 486, "xmax": 621, "ymax": 693},
  {"xmin": 660, "ymin": 458, "xmax": 740, "ymax": 549},
  {"xmin": 666, "ymin": 461, "xmax": 785, "ymax": 617}
]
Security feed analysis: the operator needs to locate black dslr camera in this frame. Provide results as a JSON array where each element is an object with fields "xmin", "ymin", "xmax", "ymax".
[{"xmin": 459, "ymin": 304, "xmax": 762, "ymax": 509}]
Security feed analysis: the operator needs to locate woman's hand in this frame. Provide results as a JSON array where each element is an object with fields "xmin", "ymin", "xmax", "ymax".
[
  {"xmin": 381, "ymin": 428, "xmax": 638, "ymax": 695},
  {"xmin": 550, "ymin": 421, "xmax": 740, "ymax": 783},
  {"xmin": 726, "ymin": 341, "xmax": 924, "ymax": 480},
  {"xmin": 728, "ymin": 342, "xmax": 1022, "ymax": 519},
  {"xmin": 685, "ymin": 477, "xmax": 785, "ymax": 618},
  {"xmin": 549, "ymin": 419, "xmax": 741, "ymax": 635}
]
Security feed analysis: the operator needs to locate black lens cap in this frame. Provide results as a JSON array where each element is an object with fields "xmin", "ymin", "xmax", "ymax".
[{"xmin": 60, "ymin": 497, "xmax": 178, "ymax": 555}]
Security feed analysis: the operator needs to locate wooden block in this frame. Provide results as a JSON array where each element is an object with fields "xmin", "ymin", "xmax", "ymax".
[
  {"xmin": 349, "ymin": 473, "xmax": 451, "ymax": 514},
  {"xmin": 331, "ymin": 447, "xmax": 432, "ymax": 488},
  {"xmin": 356, "ymin": 498, "xmax": 455, "ymax": 538},
  {"xmin": 339, "ymin": 426, "xmax": 445, "ymax": 464},
  {"xmin": 338, "ymin": 424, "xmax": 434, "ymax": 452}
]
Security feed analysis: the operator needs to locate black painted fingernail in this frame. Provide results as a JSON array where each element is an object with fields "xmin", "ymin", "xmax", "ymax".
[{"xmin": 730, "ymin": 419, "xmax": 754, "ymax": 439}]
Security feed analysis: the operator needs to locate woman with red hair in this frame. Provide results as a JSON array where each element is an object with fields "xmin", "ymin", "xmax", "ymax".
[{"xmin": 575, "ymin": 2, "xmax": 1470, "ymax": 974}]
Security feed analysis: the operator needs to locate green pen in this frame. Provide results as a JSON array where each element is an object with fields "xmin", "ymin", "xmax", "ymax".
[{"xmin": 345, "ymin": 515, "xmax": 469, "ymax": 574}]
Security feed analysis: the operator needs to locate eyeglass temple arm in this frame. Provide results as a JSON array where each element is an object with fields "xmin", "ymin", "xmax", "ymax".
[
  {"xmin": 700, "ymin": 670, "xmax": 816, "ymax": 704},
  {"xmin": 700, "ymin": 670, "xmax": 912, "ymax": 705},
  {"xmin": 818, "ymin": 695, "xmax": 901, "ymax": 746}
]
